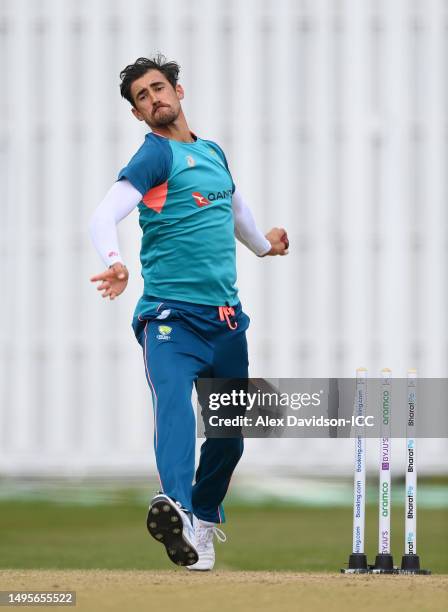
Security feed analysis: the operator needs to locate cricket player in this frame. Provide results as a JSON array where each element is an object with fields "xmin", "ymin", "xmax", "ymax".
[{"xmin": 89, "ymin": 55, "xmax": 288, "ymax": 570}]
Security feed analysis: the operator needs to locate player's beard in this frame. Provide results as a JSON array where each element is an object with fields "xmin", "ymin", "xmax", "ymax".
[{"xmin": 150, "ymin": 104, "xmax": 179, "ymax": 127}]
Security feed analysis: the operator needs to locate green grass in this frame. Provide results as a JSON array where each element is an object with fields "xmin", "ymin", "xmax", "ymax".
[{"xmin": 0, "ymin": 501, "xmax": 446, "ymax": 572}]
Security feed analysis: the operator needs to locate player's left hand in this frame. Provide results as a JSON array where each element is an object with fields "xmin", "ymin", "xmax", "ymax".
[{"xmin": 264, "ymin": 227, "xmax": 289, "ymax": 256}]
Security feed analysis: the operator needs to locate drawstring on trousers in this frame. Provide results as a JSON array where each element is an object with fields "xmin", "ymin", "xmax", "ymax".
[{"xmin": 218, "ymin": 306, "xmax": 238, "ymax": 330}]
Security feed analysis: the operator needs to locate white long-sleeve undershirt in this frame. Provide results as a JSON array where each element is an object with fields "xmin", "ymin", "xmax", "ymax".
[
  {"xmin": 89, "ymin": 179, "xmax": 271, "ymax": 267},
  {"xmin": 231, "ymin": 189, "xmax": 271, "ymax": 256},
  {"xmin": 88, "ymin": 180, "xmax": 141, "ymax": 267}
]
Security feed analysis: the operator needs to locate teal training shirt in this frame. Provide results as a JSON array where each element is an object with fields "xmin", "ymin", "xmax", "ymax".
[{"xmin": 118, "ymin": 132, "xmax": 239, "ymax": 312}]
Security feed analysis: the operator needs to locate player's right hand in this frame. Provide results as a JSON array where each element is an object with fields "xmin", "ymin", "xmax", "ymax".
[{"xmin": 90, "ymin": 262, "xmax": 129, "ymax": 300}]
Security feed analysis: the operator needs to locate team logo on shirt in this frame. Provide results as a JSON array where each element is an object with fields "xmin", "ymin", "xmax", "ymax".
[
  {"xmin": 192, "ymin": 192, "xmax": 211, "ymax": 207},
  {"xmin": 157, "ymin": 325, "xmax": 172, "ymax": 340},
  {"xmin": 192, "ymin": 189, "xmax": 233, "ymax": 207},
  {"xmin": 186, "ymin": 155, "xmax": 195, "ymax": 167}
]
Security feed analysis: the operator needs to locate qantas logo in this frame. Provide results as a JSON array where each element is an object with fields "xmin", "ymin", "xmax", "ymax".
[
  {"xmin": 192, "ymin": 192, "xmax": 211, "ymax": 207},
  {"xmin": 192, "ymin": 189, "xmax": 233, "ymax": 207}
]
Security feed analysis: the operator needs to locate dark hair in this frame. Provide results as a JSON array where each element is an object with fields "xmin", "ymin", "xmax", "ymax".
[{"xmin": 119, "ymin": 54, "xmax": 180, "ymax": 106}]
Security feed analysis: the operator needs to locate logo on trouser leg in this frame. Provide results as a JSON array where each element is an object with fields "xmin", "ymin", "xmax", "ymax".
[{"xmin": 157, "ymin": 325, "xmax": 172, "ymax": 340}]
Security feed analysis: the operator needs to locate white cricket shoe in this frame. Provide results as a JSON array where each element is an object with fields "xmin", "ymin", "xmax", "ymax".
[
  {"xmin": 147, "ymin": 493, "xmax": 198, "ymax": 567},
  {"xmin": 186, "ymin": 516, "xmax": 227, "ymax": 571}
]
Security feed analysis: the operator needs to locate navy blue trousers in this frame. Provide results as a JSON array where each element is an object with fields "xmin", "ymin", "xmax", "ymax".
[{"xmin": 132, "ymin": 297, "xmax": 249, "ymax": 523}]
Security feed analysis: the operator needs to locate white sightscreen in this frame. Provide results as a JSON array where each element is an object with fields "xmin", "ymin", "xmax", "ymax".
[{"xmin": 0, "ymin": 0, "xmax": 447, "ymax": 476}]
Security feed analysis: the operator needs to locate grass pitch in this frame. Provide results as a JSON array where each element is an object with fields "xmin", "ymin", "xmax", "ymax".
[{"xmin": 0, "ymin": 501, "xmax": 446, "ymax": 573}]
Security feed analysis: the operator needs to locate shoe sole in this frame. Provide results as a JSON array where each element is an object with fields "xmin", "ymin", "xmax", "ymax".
[{"xmin": 147, "ymin": 497, "xmax": 199, "ymax": 567}]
